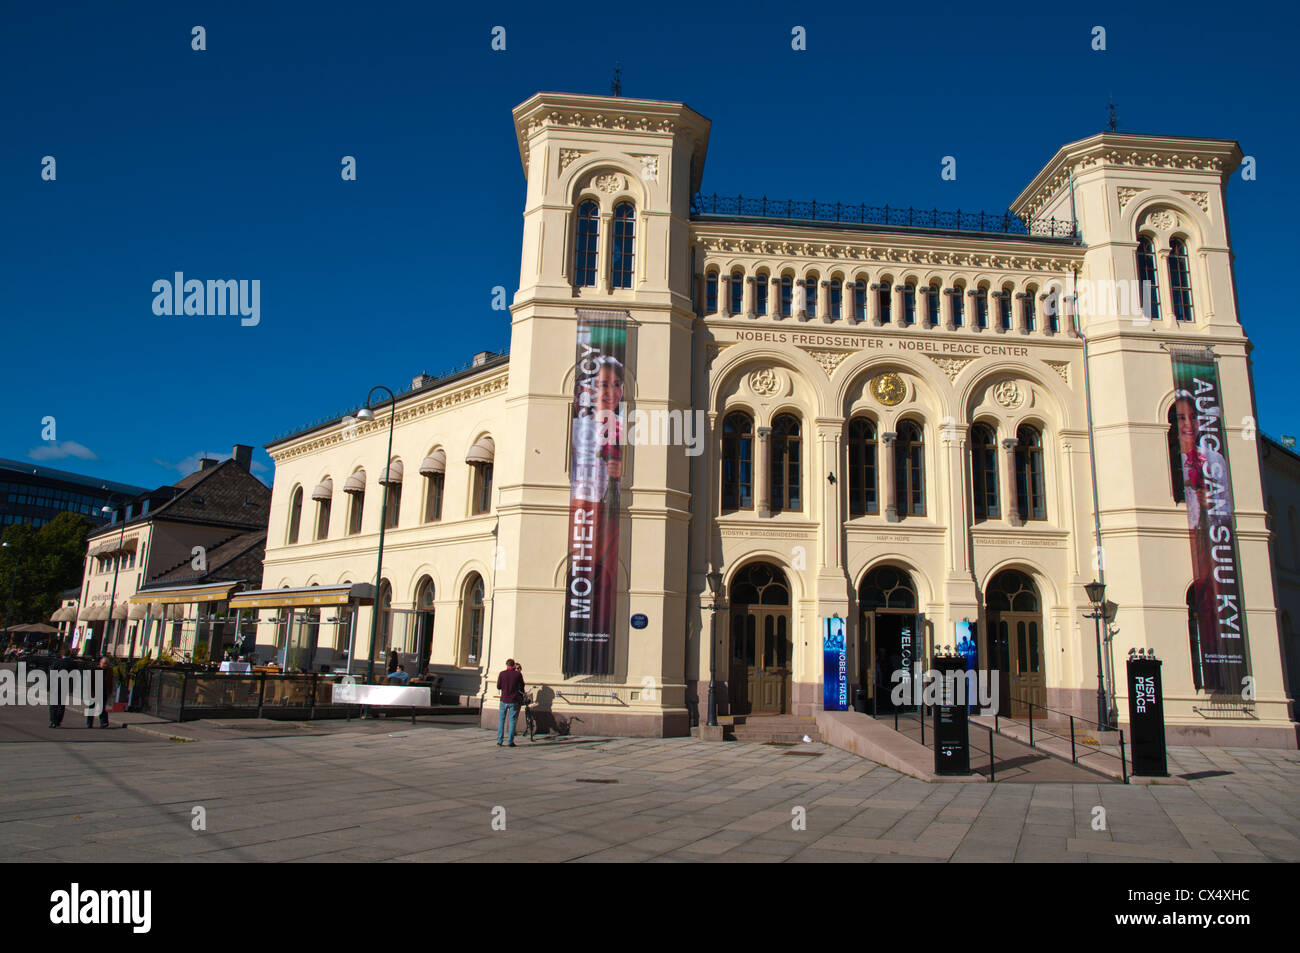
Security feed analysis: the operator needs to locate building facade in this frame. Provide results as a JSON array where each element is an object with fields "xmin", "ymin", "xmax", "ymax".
[
  {"xmin": 258, "ymin": 92, "xmax": 1296, "ymax": 746},
  {"xmin": 77, "ymin": 447, "xmax": 270, "ymax": 659},
  {"xmin": 0, "ymin": 458, "xmax": 145, "ymax": 530}
]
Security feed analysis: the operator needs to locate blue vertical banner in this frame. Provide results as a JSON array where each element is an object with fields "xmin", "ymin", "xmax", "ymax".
[
  {"xmin": 823, "ymin": 616, "xmax": 848, "ymax": 711},
  {"xmin": 955, "ymin": 620, "xmax": 977, "ymax": 712}
]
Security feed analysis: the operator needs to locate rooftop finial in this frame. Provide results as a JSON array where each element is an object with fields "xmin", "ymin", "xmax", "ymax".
[
  {"xmin": 1107, "ymin": 94, "xmax": 1119, "ymax": 132},
  {"xmin": 611, "ymin": 62, "xmax": 622, "ymax": 97}
]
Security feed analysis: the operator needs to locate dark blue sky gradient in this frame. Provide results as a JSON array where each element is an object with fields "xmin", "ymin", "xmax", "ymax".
[{"xmin": 2, "ymin": 1, "xmax": 1297, "ymax": 488}]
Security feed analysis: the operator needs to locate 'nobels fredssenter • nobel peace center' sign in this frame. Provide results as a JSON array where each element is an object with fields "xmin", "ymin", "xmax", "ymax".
[{"xmin": 1169, "ymin": 345, "xmax": 1250, "ymax": 696}]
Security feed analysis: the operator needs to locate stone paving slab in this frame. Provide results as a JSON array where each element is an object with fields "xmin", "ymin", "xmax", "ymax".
[{"xmin": 0, "ymin": 707, "xmax": 1296, "ymax": 863}]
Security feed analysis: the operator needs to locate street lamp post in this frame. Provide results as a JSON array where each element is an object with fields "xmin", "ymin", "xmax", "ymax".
[
  {"xmin": 357, "ymin": 385, "xmax": 397, "ymax": 685},
  {"xmin": 1084, "ymin": 579, "xmax": 1109, "ymax": 731},
  {"xmin": 99, "ymin": 500, "xmax": 129, "ymax": 660},
  {"xmin": 705, "ymin": 570, "xmax": 723, "ymax": 727}
]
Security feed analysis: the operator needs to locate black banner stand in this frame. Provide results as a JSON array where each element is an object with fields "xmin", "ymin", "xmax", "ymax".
[
  {"xmin": 1126, "ymin": 652, "xmax": 1168, "ymax": 777},
  {"xmin": 933, "ymin": 652, "xmax": 971, "ymax": 776}
]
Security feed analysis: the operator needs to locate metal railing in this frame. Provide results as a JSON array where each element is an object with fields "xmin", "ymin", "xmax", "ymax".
[
  {"xmin": 691, "ymin": 193, "xmax": 1080, "ymax": 242},
  {"xmin": 994, "ymin": 697, "xmax": 1128, "ymax": 783}
]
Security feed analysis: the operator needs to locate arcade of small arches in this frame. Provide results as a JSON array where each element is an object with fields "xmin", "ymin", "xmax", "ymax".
[{"xmin": 715, "ymin": 558, "xmax": 1052, "ymax": 718}]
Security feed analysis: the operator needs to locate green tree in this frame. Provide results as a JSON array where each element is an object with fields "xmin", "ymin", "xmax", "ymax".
[{"xmin": 1, "ymin": 512, "xmax": 92, "ymax": 634}]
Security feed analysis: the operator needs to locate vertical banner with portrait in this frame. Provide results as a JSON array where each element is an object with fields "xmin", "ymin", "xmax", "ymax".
[
  {"xmin": 1169, "ymin": 345, "xmax": 1249, "ymax": 695},
  {"xmin": 822, "ymin": 616, "xmax": 848, "ymax": 711},
  {"xmin": 563, "ymin": 309, "xmax": 628, "ymax": 676},
  {"xmin": 955, "ymin": 619, "xmax": 978, "ymax": 712}
]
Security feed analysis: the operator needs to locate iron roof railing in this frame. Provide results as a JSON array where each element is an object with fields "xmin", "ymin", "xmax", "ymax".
[{"xmin": 691, "ymin": 193, "xmax": 1080, "ymax": 242}]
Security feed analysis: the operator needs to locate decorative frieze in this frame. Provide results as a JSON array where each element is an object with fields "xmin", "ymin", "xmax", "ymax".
[{"xmin": 927, "ymin": 355, "xmax": 976, "ymax": 382}]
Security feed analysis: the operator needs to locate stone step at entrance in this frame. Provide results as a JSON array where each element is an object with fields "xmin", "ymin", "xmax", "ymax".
[{"xmin": 728, "ymin": 714, "xmax": 822, "ymax": 745}]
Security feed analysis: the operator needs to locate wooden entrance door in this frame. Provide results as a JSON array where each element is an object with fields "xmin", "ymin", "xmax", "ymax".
[
  {"xmin": 729, "ymin": 607, "xmax": 792, "ymax": 715},
  {"xmin": 997, "ymin": 612, "xmax": 1045, "ymax": 717}
]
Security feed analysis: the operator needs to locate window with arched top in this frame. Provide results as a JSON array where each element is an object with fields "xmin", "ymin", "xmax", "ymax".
[
  {"xmin": 378, "ymin": 579, "xmax": 393, "ymax": 654},
  {"xmin": 951, "ymin": 284, "xmax": 965, "ymax": 326},
  {"xmin": 287, "ymin": 486, "xmax": 303, "ymax": 544},
  {"xmin": 830, "ymin": 277, "xmax": 843, "ymax": 320},
  {"xmin": 380, "ymin": 460, "xmax": 402, "ymax": 529},
  {"xmin": 903, "ymin": 283, "xmax": 917, "ymax": 325},
  {"xmin": 755, "ymin": 272, "xmax": 769, "ymax": 316},
  {"xmin": 313, "ymin": 479, "xmax": 332, "ymax": 541},
  {"xmin": 1167, "ymin": 404, "xmax": 1186, "ymax": 504},
  {"xmin": 805, "ymin": 273, "xmax": 819, "ymax": 319},
  {"xmin": 345, "ymin": 472, "xmax": 365, "ymax": 535},
  {"xmin": 770, "ymin": 414, "xmax": 802, "ymax": 513},
  {"xmin": 1015, "ymin": 425, "xmax": 1046, "ymax": 521},
  {"xmin": 729, "ymin": 562, "xmax": 791, "ymax": 606},
  {"xmin": 853, "ymin": 281, "xmax": 868, "ymax": 322},
  {"xmin": 859, "ymin": 565, "xmax": 917, "ymax": 610},
  {"xmin": 414, "ymin": 576, "xmax": 435, "ymax": 672},
  {"xmin": 780, "ymin": 275, "xmax": 794, "ymax": 318},
  {"xmin": 986, "ymin": 570, "xmax": 1039, "ymax": 612},
  {"xmin": 730, "ymin": 270, "xmax": 745, "ymax": 316},
  {"xmin": 1137, "ymin": 237, "xmax": 1162, "ymax": 321},
  {"xmin": 847, "ymin": 417, "xmax": 878, "ymax": 517},
  {"xmin": 1024, "ymin": 288, "xmax": 1038, "ymax": 332},
  {"xmin": 1169, "ymin": 237, "xmax": 1195, "ymax": 322},
  {"xmin": 461, "ymin": 573, "xmax": 485, "ymax": 666},
  {"xmin": 705, "ymin": 271, "xmax": 719, "ymax": 314},
  {"xmin": 574, "ymin": 200, "xmax": 599, "ymax": 288},
  {"xmin": 421, "ymin": 450, "xmax": 445, "ymax": 523},
  {"xmin": 895, "ymin": 421, "xmax": 925, "ymax": 517},
  {"xmin": 975, "ymin": 286, "xmax": 990, "ymax": 329},
  {"xmin": 926, "ymin": 284, "xmax": 941, "ymax": 327},
  {"xmin": 971, "ymin": 424, "xmax": 999, "ymax": 522},
  {"xmin": 721, "ymin": 412, "xmax": 754, "ymax": 512},
  {"xmin": 878, "ymin": 280, "xmax": 892, "ymax": 323},
  {"xmin": 611, "ymin": 202, "xmax": 635, "ymax": 289},
  {"xmin": 1044, "ymin": 286, "xmax": 1061, "ymax": 333}
]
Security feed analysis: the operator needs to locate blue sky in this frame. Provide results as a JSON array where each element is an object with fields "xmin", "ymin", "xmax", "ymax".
[{"xmin": 2, "ymin": 0, "xmax": 1297, "ymax": 489}]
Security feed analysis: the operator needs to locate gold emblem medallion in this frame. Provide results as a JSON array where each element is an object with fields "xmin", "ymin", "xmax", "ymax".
[{"xmin": 872, "ymin": 373, "xmax": 906, "ymax": 406}]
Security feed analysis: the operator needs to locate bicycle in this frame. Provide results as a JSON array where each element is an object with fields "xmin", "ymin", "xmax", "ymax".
[{"xmin": 518, "ymin": 691, "xmax": 537, "ymax": 742}]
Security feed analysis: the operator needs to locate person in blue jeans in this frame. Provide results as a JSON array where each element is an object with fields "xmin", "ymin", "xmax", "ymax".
[{"xmin": 496, "ymin": 659, "xmax": 525, "ymax": 746}]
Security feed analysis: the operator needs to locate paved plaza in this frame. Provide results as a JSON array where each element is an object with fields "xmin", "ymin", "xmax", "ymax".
[{"xmin": 0, "ymin": 708, "xmax": 1297, "ymax": 863}]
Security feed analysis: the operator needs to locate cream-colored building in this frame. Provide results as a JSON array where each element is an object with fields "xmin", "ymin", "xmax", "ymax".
[{"xmin": 258, "ymin": 91, "xmax": 1296, "ymax": 746}]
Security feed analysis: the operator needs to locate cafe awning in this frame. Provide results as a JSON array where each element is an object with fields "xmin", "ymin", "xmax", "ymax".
[
  {"xmin": 50, "ymin": 605, "xmax": 79, "ymax": 623},
  {"xmin": 419, "ymin": 450, "xmax": 446, "ymax": 475},
  {"xmin": 79, "ymin": 603, "xmax": 107, "ymax": 622},
  {"xmin": 110, "ymin": 601, "xmax": 129, "ymax": 621},
  {"xmin": 311, "ymin": 478, "xmax": 333, "ymax": 501},
  {"xmin": 129, "ymin": 582, "xmax": 238, "ymax": 605},
  {"xmin": 228, "ymin": 583, "xmax": 376, "ymax": 610},
  {"xmin": 465, "ymin": 436, "xmax": 495, "ymax": 464},
  {"xmin": 128, "ymin": 602, "xmax": 149, "ymax": 620},
  {"xmin": 379, "ymin": 460, "xmax": 403, "ymax": 485},
  {"xmin": 343, "ymin": 471, "xmax": 366, "ymax": 494},
  {"xmin": 120, "ymin": 537, "xmax": 139, "ymax": 553}
]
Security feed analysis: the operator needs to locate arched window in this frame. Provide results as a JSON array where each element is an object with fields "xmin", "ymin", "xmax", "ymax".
[
  {"xmin": 1024, "ymin": 287, "xmax": 1038, "ymax": 332},
  {"xmin": 705, "ymin": 271, "xmax": 719, "ymax": 314},
  {"xmin": 895, "ymin": 421, "xmax": 925, "ymax": 517},
  {"xmin": 780, "ymin": 275, "xmax": 794, "ymax": 318},
  {"xmin": 730, "ymin": 270, "xmax": 745, "ymax": 316},
  {"xmin": 312, "ymin": 478, "xmax": 332, "ymax": 540},
  {"xmin": 755, "ymin": 272, "xmax": 769, "ymax": 316},
  {"xmin": 951, "ymin": 283, "xmax": 965, "ymax": 327},
  {"xmin": 987, "ymin": 570, "xmax": 1040, "ymax": 612},
  {"xmin": 903, "ymin": 282, "xmax": 917, "ymax": 325},
  {"xmin": 286, "ymin": 486, "xmax": 302, "ymax": 544},
  {"xmin": 730, "ymin": 562, "xmax": 791, "ymax": 606},
  {"xmin": 805, "ymin": 273, "xmax": 819, "ymax": 319},
  {"xmin": 1015, "ymin": 425, "xmax": 1046, "ymax": 521},
  {"xmin": 830, "ymin": 277, "xmax": 843, "ymax": 320},
  {"xmin": 926, "ymin": 283, "xmax": 941, "ymax": 327},
  {"xmin": 574, "ymin": 200, "xmax": 599, "ymax": 288},
  {"xmin": 721, "ymin": 412, "xmax": 754, "ymax": 512},
  {"xmin": 1136, "ymin": 237, "xmax": 1162, "ymax": 321},
  {"xmin": 1044, "ymin": 286, "xmax": 1061, "ymax": 334},
  {"xmin": 414, "ymin": 576, "xmax": 435, "ymax": 674},
  {"xmin": 877, "ymin": 280, "xmax": 892, "ymax": 323},
  {"xmin": 380, "ymin": 459, "xmax": 402, "ymax": 529},
  {"xmin": 1187, "ymin": 584, "xmax": 1203, "ymax": 691},
  {"xmin": 971, "ymin": 424, "xmax": 999, "ymax": 522},
  {"xmin": 770, "ymin": 414, "xmax": 802, "ymax": 513},
  {"xmin": 1167, "ymin": 404, "xmax": 1186, "ymax": 504},
  {"xmin": 421, "ymin": 450, "xmax": 446, "ymax": 522},
  {"xmin": 999, "ymin": 286, "xmax": 1014, "ymax": 331},
  {"xmin": 859, "ymin": 565, "xmax": 917, "ymax": 610},
  {"xmin": 611, "ymin": 202, "xmax": 635, "ymax": 289},
  {"xmin": 344, "ymin": 471, "xmax": 365, "ymax": 535},
  {"xmin": 461, "ymin": 574, "xmax": 485, "ymax": 666},
  {"xmin": 853, "ymin": 280, "xmax": 868, "ymax": 322},
  {"xmin": 975, "ymin": 286, "xmax": 990, "ymax": 330},
  {"xmin": 847, "ymin": 417, "xmax": 878, "ymax": 517},
  {"xmin": 1169, "ymin": 237, "xmax": 1195, "ymax": 322}
]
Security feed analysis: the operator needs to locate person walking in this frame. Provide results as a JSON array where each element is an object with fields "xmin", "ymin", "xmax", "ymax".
[
  {"xmin": 386, "ymin": 650, "xmax": 399, "ymax": 676},
  {"xmin": 496, "ymin": 658, "xmax": 525, "ymax": 747},
  {"xmin": 48, "ymin": 646, "xmax": 70, "ymax": 729},
  {"xmin": 86, "ymin": 656, "xmax": 114, "ymax": 728}
]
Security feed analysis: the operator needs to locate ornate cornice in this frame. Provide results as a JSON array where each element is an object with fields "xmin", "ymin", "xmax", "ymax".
[{"xmin": 269, "ymin": 371, "xmax": 509, "ymax": 464}]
